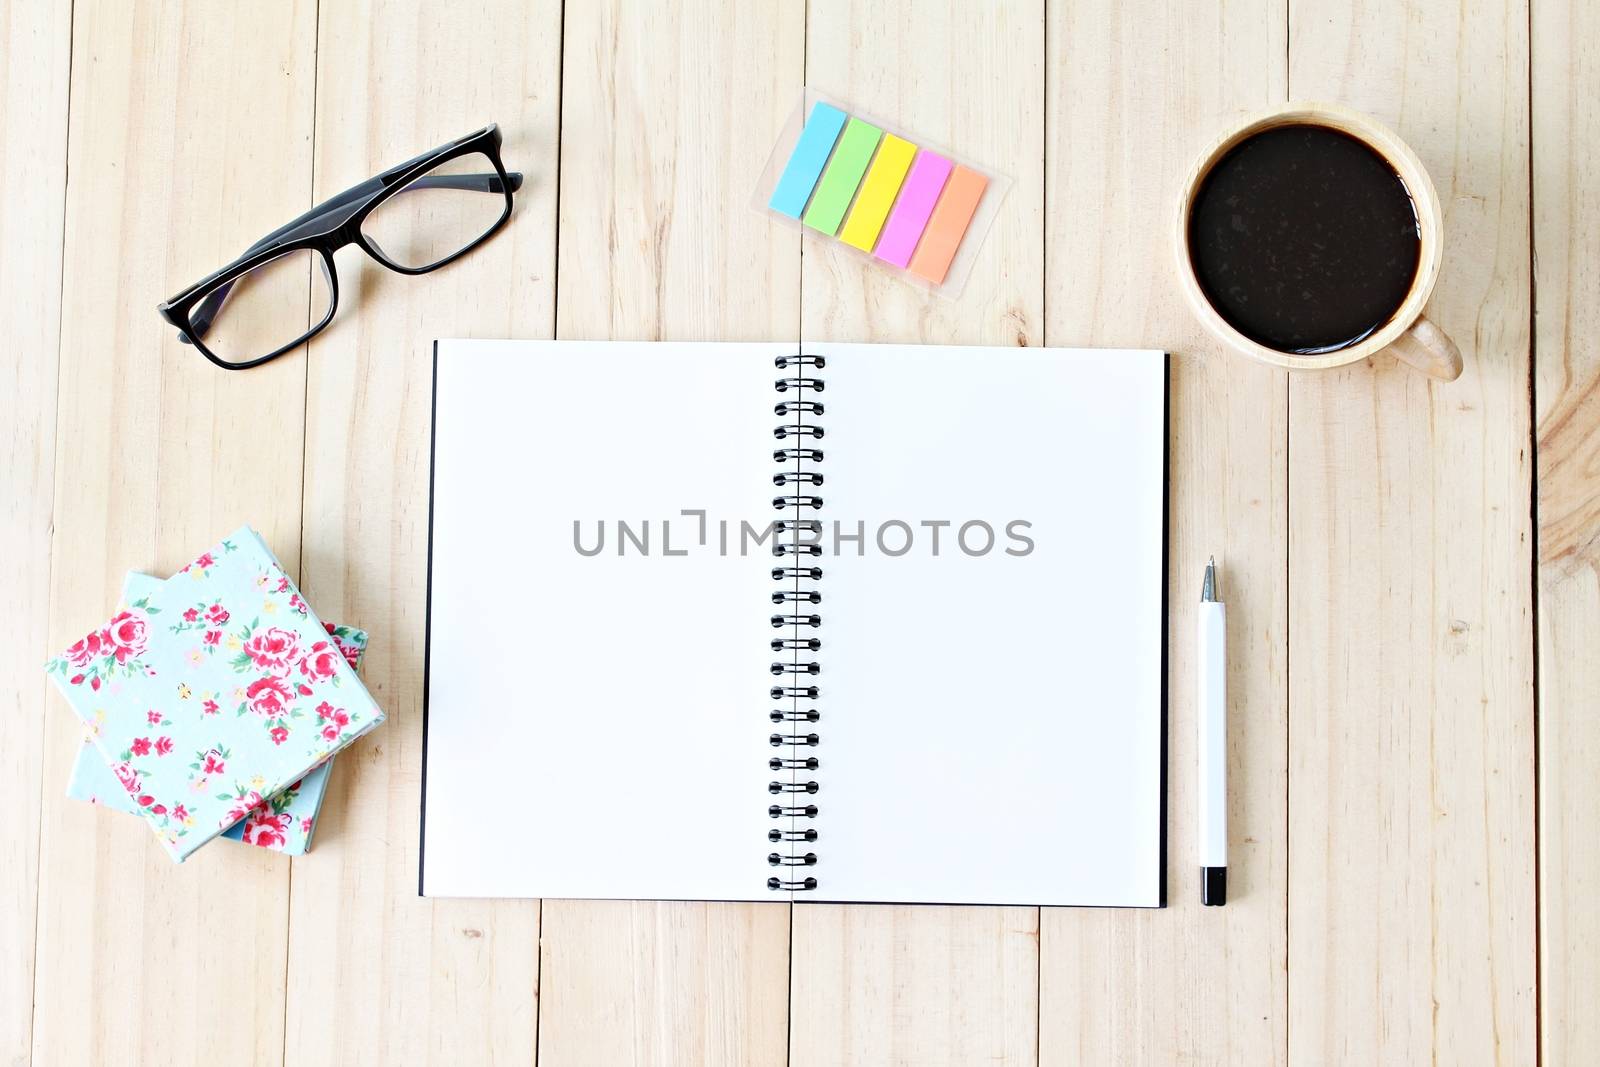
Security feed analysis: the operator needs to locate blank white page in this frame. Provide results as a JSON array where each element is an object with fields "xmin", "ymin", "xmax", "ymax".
[
  {"xmin": 423, "ymin": 339, "xmax": 788, "ymax": 900},
  {"xmin": 807, "ymin": 343, "xmax": 1166, "ymax": 906}
]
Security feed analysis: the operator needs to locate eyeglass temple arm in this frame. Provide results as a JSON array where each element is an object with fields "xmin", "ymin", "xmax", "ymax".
[{"xmin": 183, "ymin": 170, "xmax": 523, "ymax": 343}]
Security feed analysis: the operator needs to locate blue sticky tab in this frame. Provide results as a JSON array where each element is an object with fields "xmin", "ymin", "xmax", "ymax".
[{"xmin": 768, "ymin": 103, "xmax": 849, "ymax": 218}]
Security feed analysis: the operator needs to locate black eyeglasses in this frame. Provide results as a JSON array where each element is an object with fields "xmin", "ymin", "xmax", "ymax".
[{"xmin": 157, "ymin": 124, "xmax": 521, "ymax": 370}]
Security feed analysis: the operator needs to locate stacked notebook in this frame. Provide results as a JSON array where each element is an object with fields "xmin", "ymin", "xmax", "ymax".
[{"xmin": 45, "ymin": 526, "xmax": 385, "ymax": 861}]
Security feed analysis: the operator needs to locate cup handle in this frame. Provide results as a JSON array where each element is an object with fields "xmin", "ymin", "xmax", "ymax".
[{"xmin": 1383, "ymin": 315, "xmax": 1463, "ymax": 381}]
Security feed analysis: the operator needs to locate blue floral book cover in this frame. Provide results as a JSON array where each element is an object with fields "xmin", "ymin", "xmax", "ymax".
[
  {"xmin": 65, "ymin": 570, "xmax": 369, "ymax": 854},
  {"xmin": 45, "ymin": 526, "xmax": 385, "ymax": 861}
]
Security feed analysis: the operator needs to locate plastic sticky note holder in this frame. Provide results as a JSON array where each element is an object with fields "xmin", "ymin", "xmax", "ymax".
[{"xmin": 753, "ymin": 90, "xmax": 1011, "ymax": 300}]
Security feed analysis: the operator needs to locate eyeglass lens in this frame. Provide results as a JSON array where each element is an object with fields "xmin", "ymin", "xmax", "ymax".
[
  {"xmin": 360, "ymin": 151, "xmax": 510, "ymax": 270},
  {"xmin": 190, "ymin": 150, "xmax": 509, "ymax": 366}
]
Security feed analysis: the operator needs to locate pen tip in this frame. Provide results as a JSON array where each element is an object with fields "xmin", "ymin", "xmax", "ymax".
[{"xmin": 1201, "ymin": 557, "xmax": 1217, "ymax": 602}]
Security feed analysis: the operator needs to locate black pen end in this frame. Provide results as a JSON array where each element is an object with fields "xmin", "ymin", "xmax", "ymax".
[{"xmin": 1202, "ymin": 866, "xmax": 1227, "ymax": 906}]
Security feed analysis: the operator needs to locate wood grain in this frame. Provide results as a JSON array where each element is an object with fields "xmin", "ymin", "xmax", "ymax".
[
  {"xmin": 554, "ymin": 0, "xmax": 804, "ymax": 343},
  {"xmin": 792, "ymin": 904, "xmax": 1039, "ymax": 1066},
  {"xmin": 794, "ymin": 0, "xmax": 1043, "ymax": 348},
  {"xmin": 29, "ymin": 3, "xmax": 318, "ymax": 1064},
  {"xmin": 1, "ymin": 1, "xmax": 1583, "ymax": 1063},
  {"xmin": 1532, "ymin": 0, "xmax": 1600, "ymax": 1058},
  {"xmin": 1037, "ymin": 2, "xmax": 1289, "ymax": 1063},
  {"xmin": 1286, "ymin": 0, "xmax": 1536, "ymax": 1062},
  {"xmin": 787, "ymin": 3, "xmax": 1045, "ymax": 1064},
  {"xmin": 539, "ymin": 902, "xmax": 791, "ymax": 1067},
  {"xmin": 538, "ymin": 2, "xmax": 801, "ymax": 1063},
  {"xmin": 0, "ymin": 0, "xmax": 70, "ymax": 1062},
  {"xmin": 285, "ymin": 2, "xmax": 560, "ymax": 1064}
]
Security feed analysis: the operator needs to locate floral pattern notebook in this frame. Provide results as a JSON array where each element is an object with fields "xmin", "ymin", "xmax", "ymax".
[
  {"xmin": 45, "ymin": 526, "xmax": 385, "ymax": 861},
  {"xmin": 65, "ymin": 571, "xmax": 369, "ymax": 854}
]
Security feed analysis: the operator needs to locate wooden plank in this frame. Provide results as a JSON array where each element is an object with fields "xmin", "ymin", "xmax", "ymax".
[
  {"xmin": 553, "ymin": 0, "xmax": 804, "ymax": 343},
  {"xmin": 539, "ymin": 902, "xmax": 792, "ymax": 1066},
  {"xmin": 1532, "ymin": 0, "xmax": 1600, "ymax": 1058},
  {"xmin": 1036, "ymin": 0, "xmax": 1289, "ymax": 1062},
  {"xmin": 1285, "ymin": 0, "xmax": 1536, "ymax": 1062},
  {"xmin": 536, "ymin": 2, "xmax": 801, "ymax": 1063},
  {"xmin": 793, "ymin": 905, "xmax": 1039, "ymax": 1066},
  {"xmin": 794, "ymin": 0, "xmax": 1044, "ymax": 344},
  {"xmin": 30, "ymin": 2, "xmax": 317, "ymax": 1063},
  {"xmin": 284, "ymin": 2, "xmax": 560, "ymax": 1064},
  {"xmin": 0, "ymin": 0, "xmax": 70, "ymax": 1061},
  {"xmin": 787, "ymin": 3, "xmax": 1045, "ymax": 1064}
]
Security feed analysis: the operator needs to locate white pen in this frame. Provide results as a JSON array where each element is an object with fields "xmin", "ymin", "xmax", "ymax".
[{"xmin": 1198, "ymin": 556, "xmax": 1228, "ymax": 906}]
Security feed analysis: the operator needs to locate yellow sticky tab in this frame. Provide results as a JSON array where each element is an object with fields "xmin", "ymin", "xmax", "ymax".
[{"xmin": 838, "ymin": 134, "xmax": 918, "ymax": 252}]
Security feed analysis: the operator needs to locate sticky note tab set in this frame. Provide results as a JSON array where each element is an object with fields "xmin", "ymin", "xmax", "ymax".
[{"xmin": 757, "ymin": 93, "xmax": 1007, "ymax": 296}]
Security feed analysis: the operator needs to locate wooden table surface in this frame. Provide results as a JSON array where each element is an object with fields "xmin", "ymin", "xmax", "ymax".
[{"xmin": 2, "ymin": 0, "xmax": 1593, "ymax": 1064}]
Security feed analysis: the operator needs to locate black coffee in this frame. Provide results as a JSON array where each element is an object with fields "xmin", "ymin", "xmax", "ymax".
[{"xmin": 1187, "ymin": 124, "xmax": 1420, "ymax": 354}]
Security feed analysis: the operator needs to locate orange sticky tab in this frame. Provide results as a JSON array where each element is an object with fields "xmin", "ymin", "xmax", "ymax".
[{"xmin": 906, "ymin": 165, "xmax": 988, "ymax": 285}]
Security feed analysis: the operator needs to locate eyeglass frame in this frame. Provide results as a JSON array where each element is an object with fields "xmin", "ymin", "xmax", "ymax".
[{"xmin": 156, "ymin": 123, "xmax": 521, "ymax": 371}]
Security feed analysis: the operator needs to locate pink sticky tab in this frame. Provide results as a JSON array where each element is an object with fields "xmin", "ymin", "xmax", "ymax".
[{"xmin": 873, "ymin": 151, "xmax": 953, "ymax": 267}]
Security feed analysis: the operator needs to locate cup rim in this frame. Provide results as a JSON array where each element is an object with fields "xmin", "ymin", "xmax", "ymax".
[{"xmin": 1173, "ymin": 101, "xmax": 1445, "ymax": 370}]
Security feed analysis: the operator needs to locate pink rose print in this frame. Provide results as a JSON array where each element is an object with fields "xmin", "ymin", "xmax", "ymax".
[
  {"xmin": 315, "ymin": 701, "xmax": 351, "ymax": 741},
  {"xmin": 63, "ymin": 636, "xmax": 91, "ymax": 669},
  {"xmin": 223, "ymin": 791, "xmax": 266, "ymax": 826},
  {"xmin": 180, "ymin": 551, "xmax": 216, "ymax": 574},
  {"xmin": 297, "ymin": 641, "xmax": 342, "ymax": 684},
  {"xmin": 137, "ymin": 794, "xmax": 154, "ymax": 808},
  {"xmin": 242, "ymin": 627, "xmax": 301, "ymax": 674},
  {"xmin": 65, "ymin": 630, "xmax": 107, "ymax": 668},
  {"xmin": 112, "ymin": 761, "xmax": 141, "ymax": 795},
  {"xmin": 147, "ymin": 710, "xmax": 163, "ymax": 725},
  {"xmin": 155, "ymin": 736, "xmax": 174, "ymax": 756},
  {"xmin": 202, "ymin": 697, "xmax": 220, "ymax": 715},
  {"xmin": 51, "ymin": 624, "xmax": 133, "ymax": 687},
  {"xmin": 201, "ymin": 751, "xmax": 225, "ymax": 775},
  {"xmin": 301, "ymin": 817, "xmax": 313, "ymax": 834},
  {"xmin": 269, "ymin": 726, "xmax": 288, "ymax": 745},
  {"xmin": 324, "ymin": 622, "xmax": 337, "ymax": 635},
  {"xmin": 171, "ymin": 600, "xmax": 224, "ymax": 646},
  {"xmin": 130, "ymin": 737, "xmax": 151, "ymax": 756},
  {"xmin": 288, "ymin": 593, "xmax": 308, "ymax": 616},
  {"xmin": 334, "ymin": 633, "xmax": 366, "ymax": 668},
  {"xmin": 172, "ymin": 804, "xmax": 189, "ymax": 822},
  {"xmin": 245, "ymin": 675, "xmax": 293, "ymax": 717},
  {"xmin": 242, "ymin": 811, "xmax": 291, "ymax": 849},
  {"xmin": 151, "ymin": 802, "xmax": 167, "ymax": 816},
  {"xmin": 106, "ymin": 610, "xmax": 150, "ymax": 662}
]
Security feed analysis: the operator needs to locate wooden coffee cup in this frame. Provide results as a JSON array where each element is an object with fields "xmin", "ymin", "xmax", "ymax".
[{"xmin": 1174, "ymin": 102, "xmax": 1462, "ymax": 381}]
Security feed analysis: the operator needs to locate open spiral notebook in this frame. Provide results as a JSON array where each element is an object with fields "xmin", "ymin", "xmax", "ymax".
[{"xmin": 421, "ymin": 339, "xmax": 1167, "ymax": 907}]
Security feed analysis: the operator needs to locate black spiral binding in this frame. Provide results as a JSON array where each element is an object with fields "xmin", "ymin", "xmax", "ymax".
[{"xmin": 768, "ymin": 352, "xmax": 824, "ymax": 893}]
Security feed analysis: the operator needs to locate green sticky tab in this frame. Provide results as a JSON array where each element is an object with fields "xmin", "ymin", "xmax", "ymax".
[{"xmin": 801, "ymin": 118, "xmax": 882, "ymax": 236}]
